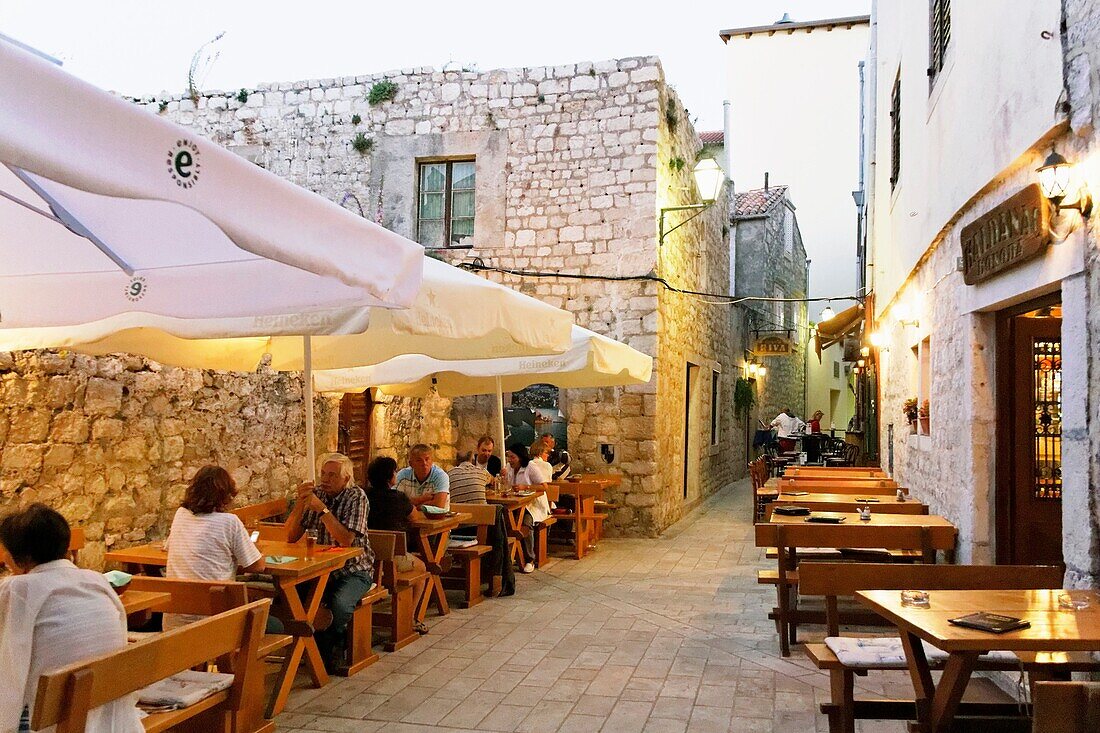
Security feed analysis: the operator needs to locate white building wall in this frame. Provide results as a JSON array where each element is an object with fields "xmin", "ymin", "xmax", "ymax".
[
  {"xmin": 805, "ymin": 343, "xmax": 855, "ymax": 434},
  {"xmin": 725, "ymin": 19, "xmax": 869, "ymax": 300}
]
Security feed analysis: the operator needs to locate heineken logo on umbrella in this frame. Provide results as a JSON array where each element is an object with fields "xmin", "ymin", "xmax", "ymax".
[
  {"xmin": 125, "ymin": 276, "xmax": 148, "ymax": 302},
  {"xmin": 167, "ymin": 139, "xmax": 201, "ymax": 188}
]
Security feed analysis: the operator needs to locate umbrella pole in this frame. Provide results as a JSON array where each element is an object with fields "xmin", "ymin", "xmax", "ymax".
[
  {"xmin": 304, "ymin": 335, "xmax": 317, "ymax": 483},
  {"xmin": 495, "ymin": 376, "xmax": 507, "ymax": 460}
]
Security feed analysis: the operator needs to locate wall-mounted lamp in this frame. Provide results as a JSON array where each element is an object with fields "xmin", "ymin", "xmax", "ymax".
[
  {"xmin": 745, "ymin": 363, "xmax": 758, "ymax": 378},
  {"xmin": 658, "ymin": 158, "xmax": 725, "ymax": 246},
  {"xmin": 819, "ymin": 302, "xmax": 836, "ymax": 322},
  {"xmin": 867, "ymin": 331, "xmax": 886, "ymax": 349},
  {"xmin": 856, "ymin": 359, "xmax": 866, "ymax": 368},
  {"xmin": 757, "ymin": 366, "xmax": 767, "ymax": 378},
  {"xmin": 894, "ymin": 302, "xmax": 919, "ymax": 329},
  {"xmin": 859, "ymin": 346, "xmax": 871, "ymax": 358},
  {"xmin": 1037, "ymin": 150, "xmax": 1093, "ymax": 217}
]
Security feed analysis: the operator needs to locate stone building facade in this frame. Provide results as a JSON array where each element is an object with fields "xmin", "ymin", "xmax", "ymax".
[
  {"xmin": 730, "ymin": 186, "xmax": 809, "ymax": 429},
  {"xmin": 133, "ymin": 56, "xmax": 738, "ymax": 536}
]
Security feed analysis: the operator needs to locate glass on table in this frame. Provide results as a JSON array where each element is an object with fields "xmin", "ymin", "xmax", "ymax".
[
  {"xmin": 304, "ymin": 529, "xmax": 318, "ymax": 557},
  {"xmin": 1058, "ymin": 592, "xmax": 1091, "ymax": 611},
  {"xmin": 900, "ymin": 590, "xmax": 930, "ymax": 608}
]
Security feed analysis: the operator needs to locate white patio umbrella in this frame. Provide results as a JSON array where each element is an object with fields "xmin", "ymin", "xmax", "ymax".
[
  {"xmin": 312, "ymin": 325, "xmax": 653, "ymax": 459},
  {"xmin": 0, "ymin": 34, "xmax": 424, "ymax": 317}
]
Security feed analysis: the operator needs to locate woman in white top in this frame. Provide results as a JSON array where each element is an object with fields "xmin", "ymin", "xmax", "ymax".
[
  {"xmin": 504, "ymin": 442, "xmax": 554, "ymax": 574},
  {"xmin": 164, "ymin": 466, "xmax": 266, "ymax": 630},
  {"xmin": 0, "ymin": 504, "xmax": 143, "ymax": 733}
]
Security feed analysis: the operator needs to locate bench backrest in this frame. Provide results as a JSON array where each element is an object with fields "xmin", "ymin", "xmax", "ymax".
[
  {"xmin": 784, "ymin": 468, "xmax": 886, "ymax": 478},
  {"xmin": 543, "ymin": 485, "xmax": 560, "ymax": 502},
  {"xmin": 127, "ymin": 576, "xmax": 250, "ymax": 615},
  {"xmin": 764, "ymin": 500, "xmax": 928, "ymax": 517},
  {"xmin": 770, "ymin": 523, "xmax": 940, "ymax": 566},
  {"xmin": 231, "ymin": 497, "xmax": 290, "ymax": 526},
  {"xmin": 68, "ymin": 527, "xmax": 85, "ymax": 562},
  {"xmin": 798, "ymin": 562, "xmax": 1063, "ymax": 635},
  {"xmin": 451, "ymin": 503, "xmax": 497, "ymax": 526},
  {"xmin": 1032, "ymin": 682, "xmax": 1100, "ymax": 733},
  {"xmin": 779, "ymin": 477, "xmax": 899, "ymax": 489},
  {"xmin": 32, "ymin": 599, "xmax": 269, "ymax": 733},
  {"xmin": 367, "ymin": 530, "xmax": 397, "ymax": 561}
]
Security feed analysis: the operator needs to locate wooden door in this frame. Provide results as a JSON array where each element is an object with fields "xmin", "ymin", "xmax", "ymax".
[
  {"xmin": 996, "ymin": 304, "xmax": 1062, "ymax": 565},
  {"xmin": 338, "ymin": 390, "xmax": 373, "ymax": 486}
]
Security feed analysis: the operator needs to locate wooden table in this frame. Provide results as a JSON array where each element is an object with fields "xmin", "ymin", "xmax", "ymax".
[
  {"xmin": 858, "ymin": 588, "xmax": 1100, "ymax": 732},
  {"xmin": 757, "ymin": 512, "xmax": 958, "ymax": 552},
  {"xmin": 105, "ymin": 539, "xmax": 361, "ymax": 715},
  {"xmin": 768, "ymin": 492, "xmax": 929, "ymax": 515},
  {"xmin": 550, "ymin": 479, "xmax": 609, "ymax": 559},
  {"xmin": 118, "ymin": 589, "xmax": 171, "ymax": 615},
  {"xmin": 408, "ymin": 512, "xmax": 473, "ymax": 621},
  {"xmin": 487, "ymin": 490, "xmax": 543, "ymax": 564}
]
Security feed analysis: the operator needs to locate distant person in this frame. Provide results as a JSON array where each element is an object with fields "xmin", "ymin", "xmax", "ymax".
[
  {"xmin": 540, "ymin": 432, "xmax": 571, "ymax": 480},
  {"xmin": 164, "ymin": 465, "xmax": 269, "ymax": 631},
  {"xmin": 395, "ymin": 444, "xmax": 450, "ymax": 510},
  {"xmin": 365, "ymin": 456, "xmax": 429, "ymax": 634},
  {"xmin": 808, "ymin": 410, "xmax": 824, "ymax": 434},
  {"xmin": 0, "ymin": 504, "xmax": 144, "ymax": 732},
  {"xmin": 473, "ymin": 436, "xmax": 502, "ymax": 477},
  {"xmin": 770, "ymin": 408, "xmax": 806, "ymax": 452},
  {"xmin": 447, "ymin": 452, "xmax": 492, "ymax": 504}
]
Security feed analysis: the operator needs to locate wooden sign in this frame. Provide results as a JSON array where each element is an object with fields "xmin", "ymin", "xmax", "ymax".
[
  {"xmin": 961, "ymin": 184, "xmax": 1051, "ymax": 285},
  {"xmin": 752, "ymin": 334, "xmax": 794, "ymax": 356}
]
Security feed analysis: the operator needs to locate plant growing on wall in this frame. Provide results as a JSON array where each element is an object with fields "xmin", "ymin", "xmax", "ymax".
[
  {"xmin": 158, "ymin": 101, "xmax": 168, "ymax": 113},
  {"xmin": 368, "ymin": 80, "xmax": 399, "ymax": 106},
  {"xmin": 236, "ymin": 88, "xmax": 249, "ymax": 103},
  {"xmin": 351, "ymin": 113, "xmax": 361, "ymax": 125},
  {"xmin": 351, "ymin": 133, "xmax": 374, "ymax": 154},
  {"xmin": 669, "ymin": 157, "xmax": 686, "ymax": 173},
  {"xmin": 734, "ymin": 378, "xmax": 756, "ymax": 419},
  {"xmin": 665, "ymin": 97, "xmax": 679, "ymax": 133}
]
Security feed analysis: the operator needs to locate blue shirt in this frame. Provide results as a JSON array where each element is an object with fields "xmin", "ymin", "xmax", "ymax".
[{"xmin": 395, "ymin": 464, "xmax": 450, "ymax": 505}]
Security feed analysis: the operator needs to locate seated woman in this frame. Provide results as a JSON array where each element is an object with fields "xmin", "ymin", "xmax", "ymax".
[
  {"xmin": 164, "ymin": 465, "xmax": 273, "ymax": 631},
  {"xmin": 0, "ymin": 504, "xmax": 144, "ymax": 732},
  {"xmin": 505, "ymin": 442, "xmax": 553, "ymax": 574},
  {"xmin": 365, "ymin": 456, "xmax": 429, "ymax": 634}
]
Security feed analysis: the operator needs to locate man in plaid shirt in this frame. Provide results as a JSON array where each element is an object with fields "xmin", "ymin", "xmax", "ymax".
[{"xmin": 286, "ymin": 452, "xmax": 374, "ymax": 670}]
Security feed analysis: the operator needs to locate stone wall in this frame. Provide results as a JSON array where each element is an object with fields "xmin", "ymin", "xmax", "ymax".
[
  {"xmin": 146, "ymin": 56, "xmax": 738, "ymax": 535},
  {"xmin": 0, "ymin": 351, "xmax": 337, "ymax": 568}
]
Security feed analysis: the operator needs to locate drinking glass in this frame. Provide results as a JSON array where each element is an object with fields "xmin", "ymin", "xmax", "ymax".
[
  {"xmin": 1058, "ymin": 592, "xmax": 1091, "ymax": 611},
  {"xmin": 305, "ymin": 529, "xmax": 318, "ymax": 557},
  {"xmin": 900, "ymin": 590, "xmax": 930, "ymax": 608}
]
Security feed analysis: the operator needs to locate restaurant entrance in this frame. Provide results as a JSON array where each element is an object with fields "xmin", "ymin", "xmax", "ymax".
[{"xmin": 994, "ymin": 296, "xmax": 1063, "ymax": 566}]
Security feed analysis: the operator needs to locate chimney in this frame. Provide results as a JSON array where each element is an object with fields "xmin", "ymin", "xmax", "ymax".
[{"xmin": 764, "ymin": 172, "xmax": 769, "ymax": 191}]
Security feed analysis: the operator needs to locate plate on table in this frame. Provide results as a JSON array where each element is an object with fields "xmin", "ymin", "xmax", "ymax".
[{"xmin": 514, "ymin": 491, "xmax": 535, "ymax": 497}]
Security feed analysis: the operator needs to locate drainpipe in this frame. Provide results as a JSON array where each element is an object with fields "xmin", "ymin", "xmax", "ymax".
[{"xmin": 722, "ymin": 100, "xmax": 732, "ymax": 183}]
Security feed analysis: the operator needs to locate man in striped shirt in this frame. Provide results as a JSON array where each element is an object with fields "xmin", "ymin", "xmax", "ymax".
[{"xmin": 447, "ymin": 452, "xmax": 492, "ymax": 504}]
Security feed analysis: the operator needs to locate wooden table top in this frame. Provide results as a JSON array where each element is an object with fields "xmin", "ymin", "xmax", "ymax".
[
  {"xmin": 756, "ymin": 511, "xmax": 957, "ymax": 550},
  {"xmin": 105, "ymin": 540, "xmax": 362, "ymax": 578},
  {"xmin": 486, "ymin": 491, "xmax": 543, "ymax": 509},
  {"xmin": 407, "ymin": 512, "xmax": 473, "ymax": 534},
  {"xmin": 119, "ymin": 589, "xmax": 171, "ymax": 615},
  {"xmin": 857, "ymin": 589, "xmax": 1100, "ymax": 652},
  {"xmin": 551, "ymin": 480, "xmax": 608, "ymax": 497},
  {"xmin": 571, "ymin": 473, "xmax": 622, "ymax": 487}
]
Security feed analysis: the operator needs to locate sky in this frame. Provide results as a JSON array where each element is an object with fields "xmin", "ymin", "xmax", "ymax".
[{"xmin": 1, "ymin": 0, "xmax": 870, "ymax": 133}]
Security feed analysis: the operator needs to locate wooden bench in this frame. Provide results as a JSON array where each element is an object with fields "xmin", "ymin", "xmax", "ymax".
[
  {"xmin": 775, "ymin": 477, "xmax": 900, "ymax": 493},
  {"xmin": 798, "ymin": 563, "xmax": 1075, "ymax": 733},
  {"xmin": 784, "ymin": 467, "xmax": 887, "ymax": 478},
  {"xmin": 1033, "ymin": 681, "xmax": 1100, "ymax": 732},
  {"xmin": 126, "ymin": 576, "xmax": 292, "ymax": 732},
  {"xmin": 759, "ymin": 523, "xmax": 942, "ymax": 657},
  {"xmin": 446, "ymin": 503, "xmax": 496, "ymax": 607},
  {"xmin": 337, "ymin": 535, "xmax": 389, "ymax": 676},
  {"xmin": 230, "ymin": 498, "xmax": 290, "ymax": 527},
  {"xmin": 32, "ymin": 599, "xmax": 270, "ymax": 733},
  {"xmin": 368, "ymin": 529, "xmax": 427, "ymax": 652},
  {"xmin": 535, "ymin": 485, "xmax": 559, "ymax": 567}
]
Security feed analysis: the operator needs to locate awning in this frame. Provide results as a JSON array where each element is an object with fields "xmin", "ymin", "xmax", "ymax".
[{"xmin": 814, "ymin": 303, "xmax": 864, "ymax": 362}]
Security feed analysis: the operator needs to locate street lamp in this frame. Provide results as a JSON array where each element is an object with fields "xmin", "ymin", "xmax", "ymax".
[
  {"xmin": 819, "ymin": 303, "xmax": 836, "ymax": 322},
  {"xmin": 1037, "ymin": 150, "xmax": 1093, "ymax": 217},
  {"xmin": 658, "ymin": 158, "xmax": 725, "ymax": 245}
]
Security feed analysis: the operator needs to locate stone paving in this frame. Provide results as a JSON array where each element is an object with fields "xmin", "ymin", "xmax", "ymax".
[{"xmin": 276, "ymin": 479, "xmax": 920, "ymax": 732}]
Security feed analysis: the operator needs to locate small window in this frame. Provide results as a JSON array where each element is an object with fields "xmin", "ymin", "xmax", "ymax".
[
  {"xmin": 773, "ymin": 288, "xmax": 785, "ymax": 327},
  {"xmin": 710, "ymin": 370, "xmax": 720, "ymax": 446},
  {"xmin": 918, "ymin": 337, "xmax": 931, "ymax": 435},
  {"xmin": 928, "ymin": 0, "xmax": 951, "ymax": 88},
  {"xmin": 890, "ymin": 72, "xmax": 902, "ymax": 189},
  {"xmin": 417, "ymin": 159, "xmax": 475, "ymax": 247},
  {"xmin": 783, "ymin": 211, "xmax": 794, "ymax": 257},
  {"xmin": 833, "ymin": 360, "xmax": 840, "ymax": 379}
]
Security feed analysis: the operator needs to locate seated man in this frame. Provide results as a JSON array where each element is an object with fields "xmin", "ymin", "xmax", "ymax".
[
  {"xmin": 447, "ymin": 452, "xmax": 492, "ymax": 504},
  {"xmin": 473, "ymin": 436, "xmax": 502, "ymax": 477},
  {"xmin": 540, "ymin": 432, "xmax": 571, "ymax": 480},
  {"xmin": 284, "ymin": 452, "xmax": 375, "ymax": 671},
  {"xmin": 395, "ymin": 444, "xmax": 450, "ymax": 510}
]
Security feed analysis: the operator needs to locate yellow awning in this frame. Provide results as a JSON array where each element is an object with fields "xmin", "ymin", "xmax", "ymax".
[{"xmin": 814, "ymin": 303, "xmax": 864, "ymax": 362}]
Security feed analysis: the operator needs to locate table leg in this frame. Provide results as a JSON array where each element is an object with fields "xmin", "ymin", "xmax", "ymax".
[
  {"xmin": 575, "ymin": 497, "xmax": 594, "ymax": 560},
  {"xmin": 927, "ymin": 652, "xmax": 979, "ymax": 733},
  {"xmin": 269, "ymin": 574, "xmax": 331, "ymax": 716},
  {"xmin": 501, "ymin": 506, "xmax": 525, "ymax": 564},
  {"xmin": 415, "ymin": 529, "xmax": 453, "ymax": 621},
  {"xmin": 900, "ymin": 631, "xmax": 936, "ymax": 728}
]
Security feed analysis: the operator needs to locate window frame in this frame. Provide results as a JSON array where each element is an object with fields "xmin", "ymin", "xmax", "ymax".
[
  {"xmin": 927, "ymin": 0, "xmax": 951, "ymax": 90},
  {"xmin": 889, "ymin": 72, "xmax": 902, "ymax": 190},
  {"xmin": 710, "ymin": 370, "xmax": 721, "ymax": 447},
  {"xmin": 416, "ymin": 158, "xmax": 476, "ymax": 248}
]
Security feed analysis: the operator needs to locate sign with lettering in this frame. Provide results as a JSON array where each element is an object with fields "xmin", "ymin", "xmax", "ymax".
[
  {"xmin": 752, "ymin": 334, "xmax": 795, "ymax": 356},
  {"xmin": 961, "ymin": 184, "xmax": 1051, "ymax": 285}
]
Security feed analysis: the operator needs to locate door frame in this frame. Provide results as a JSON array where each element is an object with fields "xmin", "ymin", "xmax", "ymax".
[{"xmin": 993, "ymin": 292, "xmax": 1062, "ymax": 565}]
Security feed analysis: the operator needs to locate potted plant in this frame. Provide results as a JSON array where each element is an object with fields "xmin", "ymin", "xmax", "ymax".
[
  {"xmin": 902, "ymin": 398, "xmax": 919, "ymax": 433},
  {"xmin": 918, "ymin": 399, "xmax": 930, "ymax": 434}
]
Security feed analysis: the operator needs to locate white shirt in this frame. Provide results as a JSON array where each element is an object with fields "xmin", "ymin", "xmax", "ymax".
[
  {"xmin": 521, "ymin": 459, "xmax": 554, "ymax": 523},
  {"xmin": 771, "ymin": 413, "xmax": 806, "ymax": 439},
  {"xmin": 164, "ymin": 508, "xmax": 262, "ymax": 629},
  {"xmin": 0, "ymin": 560, "xmax": 143, "ymax": 733}
]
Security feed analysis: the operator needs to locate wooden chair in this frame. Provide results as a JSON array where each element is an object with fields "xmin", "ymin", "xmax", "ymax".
[
  {"xmin": 368, "ymin": 529, "xmax": 427, "ymax": 652},
  {"xmin": 760, "ymin": 523, "xmax": 940, "ymax": 657},
  {"xmin": 1033, "ymin": 682, "xmax": 1100, "ymax": 733},
  {"xmin": 445, "ymin": 503, "xmax": 496, "ymax": 607},
  {"xmin": 68, "ymin": 526, "xmax": 85, "ymax": 563},
  {"xmin": 126, "ymin": 576, "xmax": 293, "ymax": 732},
  {"xmin": 32, "ymin": 600, "xmax": 270, "ymax": 733},
  {"xmin": 798, "ymin": 563, "xmax": 1076, "ymax": 733},
  {"xmin": 337, "ymin": 535, "xmax": 389, "ymax": 676},
  {"xmin": 230, "ymin": 498, "xmax": 290, "ymax": 527}
]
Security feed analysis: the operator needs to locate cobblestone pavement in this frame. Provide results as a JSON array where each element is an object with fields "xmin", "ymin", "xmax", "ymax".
[{"xmin": 277, "ymin": 480, "xmax": 916, "ymax": 732}]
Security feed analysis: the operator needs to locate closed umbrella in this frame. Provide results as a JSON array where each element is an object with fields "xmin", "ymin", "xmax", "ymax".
[{"xmin": 312, "ymin": 325, "xmax": 652, "ymax": 459}]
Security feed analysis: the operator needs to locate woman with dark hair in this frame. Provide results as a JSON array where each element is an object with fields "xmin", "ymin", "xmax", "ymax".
[
  {"xmin": 504, "ymin": 443, "xmax": 544, "ymax": 574},
  {"xmin": 163, "ymin": 465, "xmax": 265, "ymax": 630},
  {"xmin": 0, "ymin": 504, "xmax": 143, "ymax": 732},
  {"xmin": 364, "ymin": 456, "xmax": 428, "ymax": 633}
]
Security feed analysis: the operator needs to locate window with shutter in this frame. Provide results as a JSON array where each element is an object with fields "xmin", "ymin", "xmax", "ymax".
[
  {"xmin": 928, "ymin": 0, "xmax": 951, "ymax": 88},
  {"xmin": 338, "ymin": 390, "xmax": 374, "ymax": 486},
  {"xmin": 890, "ymin": 72, "xmax": 902, "ymax": 190}
]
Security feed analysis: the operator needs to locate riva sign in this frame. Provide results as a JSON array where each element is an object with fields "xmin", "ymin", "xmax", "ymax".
[
  {"xmin": 752, "ymin": 335, "xmax": 794, "ymax": 356},
  {"xmin": 960, "ymin": 184, "xmax": 1051, "ymax": 285}
]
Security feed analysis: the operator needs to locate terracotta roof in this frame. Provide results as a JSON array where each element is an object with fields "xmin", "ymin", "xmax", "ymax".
[
  {"xmin": 732, "ymin": 186, "xmax": 789, "ymax": 217},
  {"xmin": 699, "ymin": 130, "xmax": 724, "ymax": 145},
  {"xmin": 720, "ymin": 14, "xmax": 870, "ymax": 42}
]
